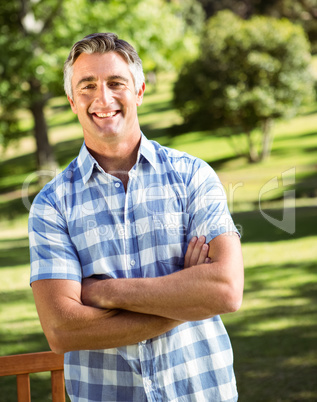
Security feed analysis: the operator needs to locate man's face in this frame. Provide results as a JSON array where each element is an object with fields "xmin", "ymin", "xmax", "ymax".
[{"xmin": 68, "ymin": 52, "xmax": 145, "ymax": 150}]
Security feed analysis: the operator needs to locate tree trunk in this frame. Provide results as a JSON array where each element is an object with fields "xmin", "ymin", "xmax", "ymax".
[
  {"xmin": 29, "ymin": 80, "xmax": 57, "ymax": 172},
  {"xmin": 260, "ymin": 118, "xmax": 273, "ymax": 161},
  {"xmin": 246, "ymin": 131, "xmax": 259, "ymax": 163}
]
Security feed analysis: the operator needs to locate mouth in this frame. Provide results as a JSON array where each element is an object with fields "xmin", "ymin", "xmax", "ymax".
[{"xmin": 92, "ymin": 111, "xmax": 120, "ymax": 119}]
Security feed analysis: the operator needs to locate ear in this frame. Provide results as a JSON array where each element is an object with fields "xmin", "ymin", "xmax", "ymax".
[
  {"xmin": 136, "ymin": 82, "xmax": 145, "ymax": 107},
  {"xmin": 67, "ymin": 95, "xmax": 78, "ymax": 114}
]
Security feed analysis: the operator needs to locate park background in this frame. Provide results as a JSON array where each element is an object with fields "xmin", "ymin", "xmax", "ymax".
[{"xmin": 0, "ymin": 1, "xmax": 316, "ymax": 401}]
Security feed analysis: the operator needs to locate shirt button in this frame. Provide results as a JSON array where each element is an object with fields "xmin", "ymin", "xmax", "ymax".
[
  {"xmin": 130, "ymin": 260, "xmax": 136, "ymax": 266},
  {"xmin": 146, "ymin": 379, "xmax": 152, "ymax": 388},
  {"xmin": 115, "ymin": 182, "xmax": 120, "ymax": 188},
  {"xmin": 141, "ymin": 340, "xmax": 147, "ymax": 344}
]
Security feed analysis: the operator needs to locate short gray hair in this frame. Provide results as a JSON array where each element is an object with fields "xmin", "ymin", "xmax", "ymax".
[{"xmin": 64, "ymin": 33, "xmax": 145, "ymax": 99}]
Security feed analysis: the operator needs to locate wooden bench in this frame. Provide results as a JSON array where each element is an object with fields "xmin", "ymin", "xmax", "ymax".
[{"xmin": 0, "ymin": 351, "xmax": 65, "ymax": 402}]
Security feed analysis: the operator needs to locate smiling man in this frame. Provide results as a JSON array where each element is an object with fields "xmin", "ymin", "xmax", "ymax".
[
  {"xmin": 67, "ymin": 50, "xmax": 145, "ymax": 189},
  {"xmin": 29, "ymin": 33, "xmax": 244, "ymax": 402}
]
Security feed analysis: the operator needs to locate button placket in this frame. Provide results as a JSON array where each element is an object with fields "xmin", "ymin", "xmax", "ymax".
[{"xmin": 139, "ymin": 334, "xmax": 156, "ymax": 400}]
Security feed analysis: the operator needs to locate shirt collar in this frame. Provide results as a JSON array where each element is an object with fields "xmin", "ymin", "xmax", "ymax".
[
  {"xmin": 138, "ymin": 133, "xmax": 157, "ymax": 171},
  {"xmin": 77, "ymin": 133, "xmax": 158, "ymax": 185},
  {"xmin": 77, "ymin": 142, "xmax": 99, "ymax": 185}
]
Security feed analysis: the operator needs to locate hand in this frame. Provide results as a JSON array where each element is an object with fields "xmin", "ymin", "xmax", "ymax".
[{"xmin": 184, "ymin": 236, "xmax": 211, "ymax": 269}]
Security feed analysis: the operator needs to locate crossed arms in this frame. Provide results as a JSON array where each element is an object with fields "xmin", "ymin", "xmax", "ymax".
[{"xmin": 32, "ymin": 233, "xmax": 244, "ymax": 354}]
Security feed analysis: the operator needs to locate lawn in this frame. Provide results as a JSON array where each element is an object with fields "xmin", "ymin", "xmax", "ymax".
[{"xmin": 0, "ymin": 73, "xmax": 316, "ymax": 401}]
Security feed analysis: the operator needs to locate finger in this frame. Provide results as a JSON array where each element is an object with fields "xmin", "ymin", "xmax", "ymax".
[
  {"xmin": 189, "ymin": 235, "xmax": 206, "ymax": 267},
  {"xmin": 184, "ymin": 237, "xmax": 198, "ymax": 268},
  {"xmin": 196, "ymin": 243, "xmax": 209, "ymax": 265}
]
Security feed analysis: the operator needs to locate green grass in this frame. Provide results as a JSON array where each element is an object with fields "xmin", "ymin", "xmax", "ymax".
[
  {"xmin": 0, "ymin": 72, "xmax": 316, "ymax": 401},
  {"xmin": 224, "ymin": 214, "xmax": 317, "ymax": 401}
]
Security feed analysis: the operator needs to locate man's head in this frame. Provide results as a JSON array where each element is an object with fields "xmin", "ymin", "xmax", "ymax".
[{"xmin": 64, "ymin": 33, "xmax": 145, "ymax": 100}]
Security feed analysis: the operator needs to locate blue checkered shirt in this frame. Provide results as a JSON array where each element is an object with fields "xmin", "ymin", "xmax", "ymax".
[{"xmin": 29, "ymin": 134, "xmax": 239, "ymax": 401}]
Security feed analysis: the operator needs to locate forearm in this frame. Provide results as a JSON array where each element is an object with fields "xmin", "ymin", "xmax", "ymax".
[
  {"xmin": 83, "ymin": 264, "xmax": 241, "ymax": 321},
  {"xmin": 32, "ymin": 280, "xmax": 182, "ymax": 355},
  {"xmin": 82, "ymin": 233, "xmax": 244, "ymax": 321},
  {"xmin": 50, "ymin": 305, "xmax": 181, "ymax": 354}
]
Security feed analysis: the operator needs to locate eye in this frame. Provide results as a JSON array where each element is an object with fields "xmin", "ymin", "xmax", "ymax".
[
  {"xmin": 83, "ymin": 84, "xmax": 95, "ymax": 90},
  {"xmin": 109, "ymin": 81, "xmax": 124, "ymax": 88}
]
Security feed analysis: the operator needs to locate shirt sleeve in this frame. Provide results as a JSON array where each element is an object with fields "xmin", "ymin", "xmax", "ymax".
[
  {"xmin": 29, "ymin": 190, "xmax": 82, "ymax": 285},
  {"xmin": 185, "ymin": 159, "xmax": 240, "ymax": 244}
]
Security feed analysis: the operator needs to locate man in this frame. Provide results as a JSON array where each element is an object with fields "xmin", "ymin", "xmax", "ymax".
[{"xmin": 29, "ymin": 33, "xmax": 244, "ymax": 401}]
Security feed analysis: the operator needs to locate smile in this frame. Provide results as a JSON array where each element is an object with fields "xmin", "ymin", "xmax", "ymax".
[{"xmin": 94, "ymin": 111, "xmax": 119, "ymax": 118}]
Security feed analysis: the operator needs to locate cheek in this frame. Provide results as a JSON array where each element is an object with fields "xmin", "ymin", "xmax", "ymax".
[
  {"xmin": 75, "ymin": 93, "xmax": 93, "ymax": 109},
  {"xmin": 121, "ymin": 93, "xmax": 139, "ymax": 110}
]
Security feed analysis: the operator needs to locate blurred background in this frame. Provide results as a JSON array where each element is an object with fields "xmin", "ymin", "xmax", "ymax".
[{"xmin": 0, "ymin": 0, "xmax": 316, "ymax": 401}]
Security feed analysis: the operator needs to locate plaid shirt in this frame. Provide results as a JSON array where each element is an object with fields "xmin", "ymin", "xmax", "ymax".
[{"xmin": 29, "ymin": 134, "xmax": 239, "ymax": 402}]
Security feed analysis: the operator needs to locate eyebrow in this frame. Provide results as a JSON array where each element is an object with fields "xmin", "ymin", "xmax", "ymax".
[
  {"xmin": 75, "ymin": 75, "xmax": 129, "ymax": 89},
  {"xmin": 108, "ymin": 75, "xmax": 129, "ymax": 83},
  {"xmin": 75, "ymin": 76, "xmax": 96, "ymax": 89}
]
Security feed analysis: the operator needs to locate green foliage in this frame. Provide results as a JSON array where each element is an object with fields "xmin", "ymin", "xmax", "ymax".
[
  {"xmin": 0, "ymin": 0, "xmax": 203, "ymax": 150},
  {"xmin": 197, "ymin": 0, "xmax": 317, "ymax": 53},
  {"xmin": 173, "ymin": 10, "xmax": 315, "ymax": 161}
]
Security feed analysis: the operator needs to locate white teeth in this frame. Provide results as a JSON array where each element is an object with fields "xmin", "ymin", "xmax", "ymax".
[{"xmin": 95, "ymin": 112, "xmax": 117, "ymax": 118}]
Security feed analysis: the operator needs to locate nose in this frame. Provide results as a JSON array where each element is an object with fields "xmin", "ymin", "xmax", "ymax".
[{"xmin": 95, "ymin": 83, "xmax": 113, "ymax": 106}]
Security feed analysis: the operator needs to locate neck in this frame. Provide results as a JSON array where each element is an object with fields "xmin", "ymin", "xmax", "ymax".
[{"xmin": 87, "ymin": 135, "xmax": 141, "ymax": 189}]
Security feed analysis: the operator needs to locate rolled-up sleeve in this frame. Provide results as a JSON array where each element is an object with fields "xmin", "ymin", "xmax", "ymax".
[
  {"xmin": 185, "ymin": 160, "xmax": 239, "ymax": 244},
  {"xmin": 29, "ymin": 189, "xmax": 82, "ymax": 285}
]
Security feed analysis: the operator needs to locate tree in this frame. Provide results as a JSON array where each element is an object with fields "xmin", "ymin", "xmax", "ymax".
[
  {"xmin": 197, "ymin": 0, "xmax": 317, "ymax": 53},
  {"xmin": 0, "ymin": 0, "xmax": 64, "ymax": 171},
  {"xmin": 173, "ymin": 10, "xmax": 314, "ymax": 162},
  {"xmin": 0, "ymin": 0, "xmax": 202, "ymax": 171}
]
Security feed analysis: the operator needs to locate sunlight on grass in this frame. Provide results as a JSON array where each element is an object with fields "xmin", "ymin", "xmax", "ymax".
[
  {"xmin": 171, "ymin": 132, "xmax": 233, "ymax": 162},
  {"xmin": 242, "ymin": 236, "xmax": 316, "ymax": 266},
  {"xmin": 0, "ymin": 266, "xmax": 30, "ymax": 290},
  {"xmin": 0, "ymin": 216, "xmax": 29, "ymax": 239}
]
